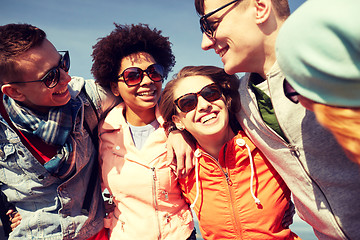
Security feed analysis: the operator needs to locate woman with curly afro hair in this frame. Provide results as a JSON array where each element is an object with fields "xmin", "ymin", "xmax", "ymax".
[{"xmin": 91, "ymin": 23, "xmax": 196, "ymax": 240}]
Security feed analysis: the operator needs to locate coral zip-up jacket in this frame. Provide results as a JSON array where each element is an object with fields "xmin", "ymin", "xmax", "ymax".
[
  {"xmin": 179, "ymin": 131, "xmax": 300, "ymax": 240},
  {"xmin": 99, "ymin": 103, "xmax": 194, "ymax": 239}
]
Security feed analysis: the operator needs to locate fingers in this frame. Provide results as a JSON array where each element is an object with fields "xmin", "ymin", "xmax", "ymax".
[
  {"xmin": 167, "ymin": 141, "xmax": 184, "ymax": 176},
  {"xmin": 183, "ymin": 149, "xmax": 194, "ymax": 177},
  {"xmin": 8, "ymin": 211, "xmax": 21, "ymax": 230},
  {"xmin": 282, "ymin": 201, "xmax": 295, "ymax": 228},
  {"xmin": 166, "ymin": 130, "xmax": 196, "ymax": 178},
  {"xmin": 11, "ymin": 218, "xmax": 21, "ymax": 231},
  {"xmin": 6, "ymin": 209, "xmax": 15, "ymax": 216},
  {"xmin": 167, "ymin": 139, "xmax": 185, "ymax": 177},
  {"xmin": 176, "ymin": 151, "xmax": 186, "ymax": 178},
  {"xmin": 166, "ymin": 131, "xmax": 186, "ymax": 177}
]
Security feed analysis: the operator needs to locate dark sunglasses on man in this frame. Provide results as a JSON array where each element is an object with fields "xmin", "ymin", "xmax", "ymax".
[
  {"xmin": 200, "ymin": 0, "xmax": 240, "ymax": 39},
  {"xmin": 174, "ymin": 83, "xmax": 223, "ymax": 113},
  {"xmin": 118, "ymin": 64, "xmax": 164, "ymax": 87},
  {"xmin": 9, "ymin": 51, "xmax": 70, "ymax": 89}
]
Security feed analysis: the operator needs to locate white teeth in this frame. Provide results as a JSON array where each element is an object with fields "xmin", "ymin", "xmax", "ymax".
[
  {"xmin": 138, "ymin": 90, "xmax": 155, "ymax": 96},
  {"xmin": 54, "ymin": 88, "xmax": 67, "ymax": 95},
  {"xmin": 201, "ymin": 113, "xmax": 216, "ymax": 124},
  {"xmin": 219, "ymin": 49, "xmax": 226, "ymax": 58}
]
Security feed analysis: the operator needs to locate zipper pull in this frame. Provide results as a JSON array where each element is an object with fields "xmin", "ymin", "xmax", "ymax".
[
  {"xmin": 120, "ymin": 220, "xmax": 125, "ymax": 231},
  {"xmin": 162, "ymin": 190, "xmax": 169, "ymax": 201},
  {"xmin": 151, "ymin": 167, "xmax": 157, "ymax": 181},
  {"xmin": 224, "ymin": 172, "xmax": 233, "ymax": 185},
  {"xmin": 288, "ymin": 144, "xmax": 300, "ymax": 157},
  {"xmin": 164, "ymin": 214, "xmax": 171, "ymax": 223}
]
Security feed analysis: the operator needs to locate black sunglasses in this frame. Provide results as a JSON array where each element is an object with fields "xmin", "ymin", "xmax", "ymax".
[
  {"xmin": 9, "ymin": 51, "xmax": 70, "ymax": 89},
  {"xmin": 200, "ymin": 0, "xmax": 240, "ymax": 38},
  {"xmin": 118, "ymin": 64, "xmax": 164, "ymax": 87},
  {"xmin": 174, "ymin": 83, "xmax": 223, "ymax": 113},
  {"xmin": 283, "ymin": 79, "xmax": 299, "ymax": 104}
]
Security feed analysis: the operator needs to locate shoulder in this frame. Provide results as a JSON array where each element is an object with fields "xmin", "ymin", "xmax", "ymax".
[
  {"xmin": 99, "ymin": 103, "xmax": 126, "ymax": 133},
  {"xmin": 68, "ymin": 76, "xmax": 86, "ymax": 98},
  {"xmin": 69, "ymin": 76, "xmax": 120, "ymax": 119}
]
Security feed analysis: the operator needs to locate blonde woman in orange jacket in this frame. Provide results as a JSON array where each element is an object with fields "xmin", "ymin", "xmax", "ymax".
[{"xmin": 160, "ymin": 66, "xmax": 300, "ymax": 240}]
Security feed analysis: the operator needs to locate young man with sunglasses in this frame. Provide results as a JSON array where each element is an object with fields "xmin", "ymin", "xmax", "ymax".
[
  {"xmin": 167, "ymin": 0, "xmax": 360, "ymax": 239},
  {"xmin": 0, "ymin": 23, "xmax": 117, "ymax": 239}
]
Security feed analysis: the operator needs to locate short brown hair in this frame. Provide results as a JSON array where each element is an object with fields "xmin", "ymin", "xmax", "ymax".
[
  {"xmin": 0, "ymin": 23, "xmax": 46, "ymax": 84},
  {"xmin": 272, "ymin": 0, "xmax": 290, "ymax": 19},
  {"xmin": 159, "ymin": 65, "xmax": 241, "ymax": 127}
]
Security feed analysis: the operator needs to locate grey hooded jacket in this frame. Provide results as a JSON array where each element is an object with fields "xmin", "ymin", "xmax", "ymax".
[{"xmin": 238, "ymin": 62, "xmax": 360, "ymax": 240}]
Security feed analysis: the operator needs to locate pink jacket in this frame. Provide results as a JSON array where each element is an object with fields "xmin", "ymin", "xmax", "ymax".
[{"xmin": 98, "ymin": 103, "xmax": 194, "ymax": 240}]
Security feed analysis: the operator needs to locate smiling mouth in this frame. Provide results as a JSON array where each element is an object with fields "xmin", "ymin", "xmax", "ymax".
[
  {"xmin": 53, "ymin": 88, "xmax": 68, "ymax": 95},
  {"xmin": 137, "ymin": 90, "xmax": 156, "ymax": 96},
  {"xmin": 218, "ymin": 47, "xmax": 228, "ymax": 58},
  {"xmin": 200, "ymin": 113, "xmax": 217, "ymax": 124}
]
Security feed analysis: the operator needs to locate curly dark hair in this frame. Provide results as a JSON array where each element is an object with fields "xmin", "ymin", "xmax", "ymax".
[
  {"xmin": 159, "ymin": 65, "xmax": 241, "ymax": 132},
  {"xmin": 0, "ymin": 23, "xmax": 46, "ymax": 84},
  {"xmin": 91, "ymin": 23, "xmax": 175, "ymax": 89}
]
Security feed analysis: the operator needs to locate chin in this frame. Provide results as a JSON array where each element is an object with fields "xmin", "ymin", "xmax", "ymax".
[{"xmin": 223, "ymin": 64, "xmax": 238, "ymax": 76}]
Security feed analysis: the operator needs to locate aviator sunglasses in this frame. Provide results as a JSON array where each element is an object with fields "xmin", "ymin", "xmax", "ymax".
[
  {"xmin": 174, "ymin": 83, "xmax": 223, "ymax": 113},
  {"xmin": 200, "ymin": 0, "xmax": 240, "ymax": 38},
  {"xmin": 118, "ymin": 64, "xmax": 164, "ymax": 86},
  {"xmin": 9, "ymin": 51, "xmax": 70, "ymax": 89}
]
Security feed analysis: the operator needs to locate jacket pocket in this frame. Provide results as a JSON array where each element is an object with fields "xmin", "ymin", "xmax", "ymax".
[{"xmin": 0, "ymin": 144, "xmax": 25, "ymax": 185}]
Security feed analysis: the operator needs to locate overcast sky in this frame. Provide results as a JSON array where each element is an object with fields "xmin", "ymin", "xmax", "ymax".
[{"xmin": 1, "ymin": 0, "xmax": 306, "ymax": 80}]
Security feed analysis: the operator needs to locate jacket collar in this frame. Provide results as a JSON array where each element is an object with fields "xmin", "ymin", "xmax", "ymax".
[{"xmin": 101, "ymin": 102, "xmax": 164, "ymax": 131}]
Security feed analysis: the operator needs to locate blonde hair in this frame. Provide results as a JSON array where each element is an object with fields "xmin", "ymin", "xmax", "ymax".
[{"xmin": 313, "ymin": 104, "xmax": 360, "ymax": 165}]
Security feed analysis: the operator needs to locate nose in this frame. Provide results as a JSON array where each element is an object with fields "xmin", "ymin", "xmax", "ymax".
[
  {"xmin": 59, "ymin": 68, "xmax": 71, "ymax": 85},
  {"xmin": 197, "ymin": 95, "xmax": 212, "ymax": 112},
  {"xmin": 201, "ymin": 33, "xmax": 215, "ymax": 51},
  {"xmin": 140, "ymin": 73, "xmax": 153, "ymax": 86}
]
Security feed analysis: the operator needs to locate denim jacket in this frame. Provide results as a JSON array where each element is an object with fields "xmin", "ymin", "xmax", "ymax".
[{"xmin": 0, "ymin": 77, "xmax": 117, "ymax": 239}]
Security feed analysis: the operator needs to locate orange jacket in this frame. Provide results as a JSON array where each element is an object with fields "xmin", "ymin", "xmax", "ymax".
[{"xmin": 179, "ymin": 131, "xmax": 300, "ymax": 240}]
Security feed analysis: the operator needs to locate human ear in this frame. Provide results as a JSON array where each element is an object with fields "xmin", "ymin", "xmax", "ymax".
[
  {"xmin": 110, "ymin": 82, "xmax": 120, "ymax": 97},
  {"xmin": 172, "ymin": 115, "xmax": 185, "ymax": 131},
  {"xmin": 1, "ymin": 84, "xmax": 26, "ymax": 102},
  {"xmin": 254, "ymin": 0, "xmax": 271, "ymax": 24}
]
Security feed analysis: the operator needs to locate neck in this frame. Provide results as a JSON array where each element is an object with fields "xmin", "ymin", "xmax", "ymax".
[
  {"xmin": 197, "ymin": 126, "xmax": 235, "ymax": 160},
  {"xmin": 258, "ymin": 17, "xmax": 284, "ymax": 79},
  {"xmin": 125, "ymin": 106, "xmax": 156, "ymax": 126}
]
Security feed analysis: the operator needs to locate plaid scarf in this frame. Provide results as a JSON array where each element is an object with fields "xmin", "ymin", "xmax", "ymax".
[{"xmin": 3, "ymin": 95, "xmax": 76, "ymax": 179}]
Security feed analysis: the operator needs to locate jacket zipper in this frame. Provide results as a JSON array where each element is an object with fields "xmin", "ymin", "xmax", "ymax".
[
  {"xmin": 200, "ymin": 148, "xmax": 242, "ymax": 237},
  {"xmin": 151, "ymin": 167, "xmax": 161, "ymax": 240},
  {"xmin": 248, "ymin": 77, "xmax": 340, "ymax": 235}
]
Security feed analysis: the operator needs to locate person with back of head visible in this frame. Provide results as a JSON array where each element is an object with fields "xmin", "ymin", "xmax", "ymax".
[
  {"xmin": 165, "ymin": 0, "xmax": 360, "ymax": 239},
  {"xmin": 0, "ymin": 23, "xmax": 117, "ymax": 239},
  {"xmin": 276, "ymin": 0, "xmax": 360, "ymax": 166}
]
